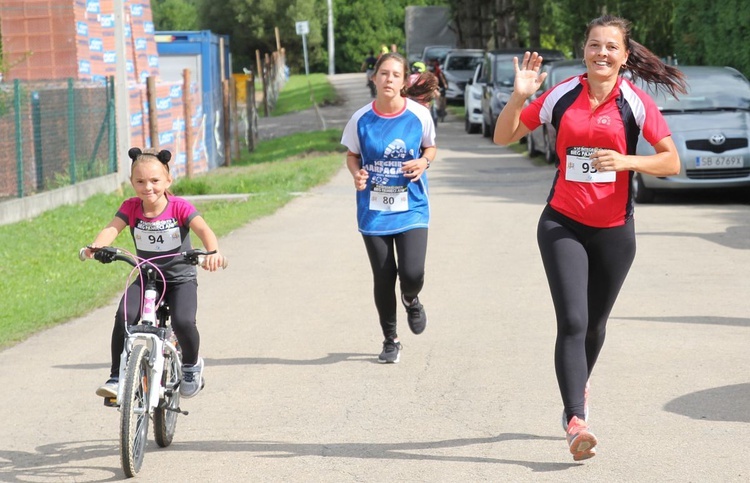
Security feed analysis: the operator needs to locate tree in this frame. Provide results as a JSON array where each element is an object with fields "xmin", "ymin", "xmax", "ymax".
[
  {"xmin": 674, "ymin": 0, "xmax": 750, "ymax": 76},
  {"xmin": 151, "ymin": 0, "xmax": 200, "ymax": 31},
  {"xmin": 195, "ymin": 0, "xmax": 326, "ymax": 74}
]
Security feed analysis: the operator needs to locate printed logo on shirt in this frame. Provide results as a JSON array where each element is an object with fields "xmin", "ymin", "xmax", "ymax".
[
  {"xmin": 367, "ymin": 138, "xmax": 410, "ymax": 211},
  {"xmin": 366, "ymin": 138, "xmax": 408, "ymax": 184},
  {"xmin": 597, "ymin": 115, "xmax": 612, "ymax": 125}
]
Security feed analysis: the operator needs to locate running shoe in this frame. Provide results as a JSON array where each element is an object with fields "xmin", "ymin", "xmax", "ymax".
[
  {"xmin": 96, "ymin": 377, "xmax": 119, "ymax": 398},
  {"xmin": 378, "ymin": 338, "xmax": 402, "ymax": 363},
  {"xmin": 566, "ymin": 416, "xmax": 598, "ymax": 461},
  {"xmin": 401, "ymin": 294, "xmax": 427, "ymax": 335},
  {"xmin": 180, "ymin": 357, "xmax": 205, "ymax": 398},
  {"xmin": 561, "ymin": 380, "xmax": 591, "ymax": 431}
]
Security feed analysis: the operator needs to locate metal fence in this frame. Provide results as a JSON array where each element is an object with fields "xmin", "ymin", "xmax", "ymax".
[
  {"xmin": 0, "ymin": 78, "xmax": 116, "ymax": 201},
  {"xmin": 0, "ymin": 51, "xmax": 287, "ymax": 225}
]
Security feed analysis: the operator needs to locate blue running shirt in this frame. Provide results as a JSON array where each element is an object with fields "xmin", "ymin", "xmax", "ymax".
[{"xmin": 341, "ymin": 98, "xmax": 436, "ymax": 235}]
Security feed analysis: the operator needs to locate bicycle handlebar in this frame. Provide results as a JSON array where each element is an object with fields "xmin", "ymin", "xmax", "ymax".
[{"xmin": 79, "ymin": 246, "xmax": 219, "ymax": 269}]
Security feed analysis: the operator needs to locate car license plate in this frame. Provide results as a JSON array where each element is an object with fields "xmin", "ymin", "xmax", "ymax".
[{"xmin": 695, "ymin": 156, "xmax": 744, "ymax": 169}]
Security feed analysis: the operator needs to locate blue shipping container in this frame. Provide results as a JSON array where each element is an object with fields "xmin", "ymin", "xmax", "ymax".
[{"xmin": 155, "ymin": 30, "xmax": 231, "ymax": 169}]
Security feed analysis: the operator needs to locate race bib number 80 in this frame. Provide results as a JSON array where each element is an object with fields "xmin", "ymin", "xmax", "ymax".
[
  {"xmin": 369, "ymin": 184, "xmax": 408, "ymax": 212},
  {"xmin": 565, "ymin": 146, "xmax": 615, "ymax": 183}
]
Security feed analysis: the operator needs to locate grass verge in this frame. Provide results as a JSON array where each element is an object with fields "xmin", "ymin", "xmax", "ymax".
[
  {"xmin": 0, "ymin": 129, "xmax": 345, "ymax": 350},
  {"xmin": 271, "ymin": 73, "xmax": 338, "ymax": 116}
]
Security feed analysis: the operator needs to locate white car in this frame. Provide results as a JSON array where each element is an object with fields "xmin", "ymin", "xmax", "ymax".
[{"xmin": 464, "ymin": 62, "xmax": 484, "ymax": 134}]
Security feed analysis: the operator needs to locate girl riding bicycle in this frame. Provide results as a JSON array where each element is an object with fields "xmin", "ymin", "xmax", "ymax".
[{"xmin": 82, "ymin": 147, "xmax": 227, "ymax": 399}]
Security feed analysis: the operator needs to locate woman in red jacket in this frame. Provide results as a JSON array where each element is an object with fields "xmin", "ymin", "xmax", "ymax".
[{"xmin": 494, "ymin": 15, "xmax": 686, "ymax": 461}]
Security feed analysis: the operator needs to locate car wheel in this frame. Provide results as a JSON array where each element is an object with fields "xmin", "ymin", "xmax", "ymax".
[
  {"xmin": 527, "ymin": 132, "xmax": 539, "ymax": 157},
  {"xmin": 465, "ymin": 114, "xmax": 471, "ymax": 133},
  {"xmin": 543, "ymin": 130, "xmax": 557, "ymax": 164},
  {"xmin": 632, "ymin": 173, "xmax": 656, "ymax": 203}
]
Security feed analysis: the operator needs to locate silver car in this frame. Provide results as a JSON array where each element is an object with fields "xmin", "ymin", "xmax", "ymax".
[
  {"xmin": 442, "ymin": 49, "xmax": 484, "ymax": 102},
  {"xmin": 633, "ymin": 66, "xmax": 750, "ymax": 203}
]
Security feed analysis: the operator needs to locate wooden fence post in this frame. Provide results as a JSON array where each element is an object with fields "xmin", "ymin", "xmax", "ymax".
[
  {"xmin": 146, "ymin": 76, "xmax": 158, "ymax": 148},
  {"xmin": 182, "ymin": 68, "xmax": 193, "ymax": 178}
]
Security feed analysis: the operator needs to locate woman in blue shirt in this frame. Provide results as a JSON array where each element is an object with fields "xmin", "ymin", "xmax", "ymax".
[{"xmin": 341, "ymin": 52, "xmax": 437, "ymax": 363}]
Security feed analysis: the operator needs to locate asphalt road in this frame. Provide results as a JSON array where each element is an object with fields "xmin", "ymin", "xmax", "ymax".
[{"xmin": 1, "ymin": 74, "xmax": 748, "ymax": 482}]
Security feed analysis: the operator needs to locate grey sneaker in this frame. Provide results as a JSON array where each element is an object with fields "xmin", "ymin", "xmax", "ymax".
[
  {"xmin": 180, "ymin": 357, "xmax": 204, "ymax": 398},
  {"xmin": 96, "ymin": 377, "xmax": 119, "ymax": 398},
  {"xmin": 402, "ymin": 294, "xmax": 427, "ymax": 335},
  {"xmin": 378, "ymin": 339, "xmax": 402, "ymax": 363}
]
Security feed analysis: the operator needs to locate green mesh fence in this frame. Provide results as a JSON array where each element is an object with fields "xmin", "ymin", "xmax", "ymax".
[{"xmin": 0, "ymin": 77, "xmax": 116, "ymax": 201}]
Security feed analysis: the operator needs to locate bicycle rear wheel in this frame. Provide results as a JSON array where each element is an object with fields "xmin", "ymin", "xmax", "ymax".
[
  {"xmin": 120, "ymin": 344, "xmax": 150, "ymax": 477},
  {"xmin": 154, "ymin": 350, "xmax": 180, "ymax": 447}
]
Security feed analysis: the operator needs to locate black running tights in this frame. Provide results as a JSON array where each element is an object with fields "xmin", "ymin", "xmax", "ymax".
[
  {"xmin": 109, "ymin": 279, "xmax": 200, "ymax": 377},
  {"xmin": 362, "ymin": 228, "xmax": 428, "ymax": 340},
  {"xmin": 537, "ymin": 206, "xmax": 636, "ymax": 421}
]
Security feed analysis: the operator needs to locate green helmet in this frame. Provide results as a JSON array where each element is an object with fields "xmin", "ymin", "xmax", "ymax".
[{"xmin": 411, "ymin": 61, "xmax": 426, "ymax": 73}]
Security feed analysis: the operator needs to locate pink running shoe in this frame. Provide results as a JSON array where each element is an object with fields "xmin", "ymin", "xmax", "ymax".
[
  {"xmin": 561, "ymin": 380, "xmax": 591, "ymax": 431},
  {"xmin": 566, "ymin": 416, "xmax": 597, "ymax": 461}
]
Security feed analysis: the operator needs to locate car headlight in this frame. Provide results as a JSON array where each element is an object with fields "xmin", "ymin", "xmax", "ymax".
[
  {"xmin": 495, "ymin": 91, "xmax": 510, "ymax": 103},
  {"xmin": 471, "ymin": 91, "xmax": 481, "ymax": 100}
]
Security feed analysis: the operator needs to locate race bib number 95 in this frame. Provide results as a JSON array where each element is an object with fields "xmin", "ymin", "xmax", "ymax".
[{"xmin": 565, "ymin": 146, "xmax": 615, "ymax": 183}]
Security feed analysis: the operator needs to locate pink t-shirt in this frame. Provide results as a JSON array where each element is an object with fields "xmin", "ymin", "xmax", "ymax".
[{"xmin": 116, "ymin": 195, "xmax": 200, "ymax": 282}]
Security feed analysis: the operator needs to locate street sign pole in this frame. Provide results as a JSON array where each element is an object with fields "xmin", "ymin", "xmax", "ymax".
[{"xmin": 295, "ymin": 21, "xmax": 315, "ymax": 105}]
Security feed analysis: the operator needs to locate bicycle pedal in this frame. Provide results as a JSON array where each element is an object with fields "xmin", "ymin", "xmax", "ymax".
[{"xmin": 103, "ymin": 396, "xmax": 118, "ymax": 407}]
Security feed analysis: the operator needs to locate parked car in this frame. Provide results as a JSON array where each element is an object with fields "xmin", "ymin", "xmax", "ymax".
[
  {"xmin": 480, "ymin": 49, "xmax": 565, "ymax": 137},
  {"xmin": 464, "ymin": 61, "xmax": 484, "ymax": 133},
  {"xmin": 442, "ymin": 49, "xmax": 484, "ymax": 103},
  {"xmin": 420, "ymin": 45, "xmax": 453, "ymax": 66},
  {"xmin": 526, "ymin": 59, "xmax": 588, "ymax": 163},
  {"xmin": 632, "ymin": 66, "xmax": 750, "ymax": 202}
]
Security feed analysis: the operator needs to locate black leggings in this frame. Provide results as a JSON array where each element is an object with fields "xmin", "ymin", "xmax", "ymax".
[
  {"xmin": 537, "ymin": 206, "xmax": 636, "ymax": 421},
  {"xmin": 109, "ymin": 279, "xmax": 200, "ymax": 377},
  {"xmin": 362, "ymin": 228, "xmax": 428, "ymax": 340}
]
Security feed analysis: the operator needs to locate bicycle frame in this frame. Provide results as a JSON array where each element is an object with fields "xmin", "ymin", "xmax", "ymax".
[
  {"xmin": 115, "ymin": 323, "xmax": 181, "ymax": 411},
  {"xmin": 80, "ymin": 247, "xmax": 210, "ymax": 410},
  {"xmin": 111, "ymin": 255, "xmax": 181, "ymax": 411}
]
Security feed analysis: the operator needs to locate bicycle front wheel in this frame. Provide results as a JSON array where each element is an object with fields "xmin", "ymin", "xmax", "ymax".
[
  {"xmin": 120, "ymin": 344, "xmax": 150, "ymax": 477},
  {"xmin": 154, "ymin": 350, "xmax": 180, "ymax": 447}
]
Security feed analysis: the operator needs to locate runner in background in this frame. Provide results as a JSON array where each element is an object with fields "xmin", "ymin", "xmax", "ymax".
[
  {"xmin": 361, "ymin": 51, "xmax": 378, "ymax": 98},
  {"xmin": 341, "ymin": 52, "xmax": 437, "ymax": 364}
]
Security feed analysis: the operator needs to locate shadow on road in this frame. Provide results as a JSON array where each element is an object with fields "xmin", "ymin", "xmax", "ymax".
[
  {"xmin": 54, "ymin": 353, "xmax": 377, "ymax": 372},
  {"xmin": 638, "ymin": 224, "xmax": 750, "ymax": 250},
  {"xmin": 613, "ymin": 315, "xmax": 750, "ymax": 328},
  {"xmin": 664, "ymin": 383, "xmax": 750, "ymax": 423},
  {"xmin": 0, "ymin": 434, "xmax": 582, "ymax": 481},
  {"xmin": 167, "ymin": 433, "xmax": 579, "ymax": 472}
]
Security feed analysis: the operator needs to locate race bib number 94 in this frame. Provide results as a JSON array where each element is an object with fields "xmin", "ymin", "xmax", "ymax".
[
  {"xmin": 134, "ymin": 225, "xmax": 181, "ymax": 252},
  {"xmin": 565, "ymin": 146, "xmax": 615, "ymax": 183},
  {"xmin": 369, "ymin": 184, "xmax": 408, "ymax": 212}
]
